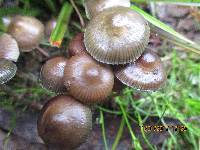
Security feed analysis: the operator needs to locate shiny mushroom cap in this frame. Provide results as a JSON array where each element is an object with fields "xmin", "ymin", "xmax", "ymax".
[
  {"xmin": 64, "ymin": 55, "xmax": 114, "ymax": 104},
  {"xmin": 37, "ymin": 95, "xmax": 92, "ymax": 150},
  {"xmin": 114, "ymin": 50, "xmax": 167, "ymax": 91},
  {"xmin": 68, "ymin": 32, "xmax": 88, "ymax": 57},
  {"xmin": 40, "ymin": 56, "xmax": 68, "ymax": 93},
  {"xmin": 85, "ymin": 0, "xmax": 130, "ymax": 19},
  {"xmin": 84, "ymin": 6, "xmax": 150, "ymax": 65},
  {"xmin": 0, "ymin": 33, "xmax": 19, "ymax": 62},
  {"xmin": 8, "ymin": 15, "xmax": 44, "ymax": 52},
  {"xmin": 45, "ymin": 18, "xmax": 57, "ymax": 38},
  {"xmin": 0, "ymin": 59, "xmax": 17, "ymax": 84}
]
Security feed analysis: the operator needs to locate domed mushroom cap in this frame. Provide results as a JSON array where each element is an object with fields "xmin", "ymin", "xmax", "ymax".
[
  {"xmin": 0, "ymin": 33, "xmax": 19, "ymax": 62},
  {"xmin": 85, "ymin": 0, "xmax": 130, "ymax": 19},
  {"xmin": 45, "ymin": 18, "xmax": 57, "ymax": 37},
  {"xmin": 8, "ymin": 15, "xmax": 44, "ymax": 52},
  {"xmin": 114, "ymin": 50, "xmax": 167, "ymax": 91},
  {"xmin": 84, "ymin": 6, "xmax": 150, "ymax": 65},
  {"xmin": 37, "ymin": 95, "xmax": 92, "ymax": 150},
  {"xmin": 68, "ymin": 32, "xmax": 88, "ymax": 57},
  {"xmin": 64, "ymin": 55, "xmax": 114, "ymax": 104},
  {"xmin": 40, "ymin": 56, "xmax": 68, "ymax": 93},
  {"xmin": 0, "ymin": 59, "xmax": 17, "ymax": 84}
]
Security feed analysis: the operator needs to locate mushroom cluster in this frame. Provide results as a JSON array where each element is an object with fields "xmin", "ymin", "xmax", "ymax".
[
  {"xmin": 0, "ymin": 15, "xmax": 46, "ymax": 84},
  {"xmin": 0, "ymin": 0, "xmax": 168, "ymax": 149},
  {"xmin": 38, "ymin": 0, "xmax": 167, "ymax": 149}
]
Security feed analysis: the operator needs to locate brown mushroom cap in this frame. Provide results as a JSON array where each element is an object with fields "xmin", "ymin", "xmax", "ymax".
[
  {"xmin": 84, "ymin": 6, "xmax": 150, "ymax": 65},
  {"xmin": 64, "ymin": 55, "xmax": 114, "ymax": 104},
  {"xmin": 8, "ymin": 15, "xmax": 44, "ymax": 52},
  {"xmin": 84, "ymin": 0, "xmax": 130, "ymax": 19},
  {"xmin": 68, "ymin": 32, "xmax": 88, "ymax": 57},
  {"xmin": 37, "ymin": 95, "xmax": 92, "ymax": 150},
  {"xmin": 40, "ymin": 56, "xmax": 68, "ymax": 93},
  {"xmin": 0, "ymin": 59, "xmax": 17, "ymax": 84},
  {"xmin": 45, "ymin": 18, "xmax": 56, "ymax": 38},
  {"xmin": 114, "ymin": 50, "xmax": 167, "ymax": 91},
  {"xmin": 0, "ymin": 33, "xmax": 19, "ymax": 62}
]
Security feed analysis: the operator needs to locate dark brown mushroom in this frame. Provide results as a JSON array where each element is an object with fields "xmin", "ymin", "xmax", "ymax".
[
  {"xmin": 45, "ymin": 18, "xmax": 57, "ymax": 38},
  {"xmin": 37, "ymin": 95, "xmax": 92, "ymax": 150},
  {"xmin": 114, "ymin": 50, "xmax": 167, "ymax": 91},
  {"xmin": 84, "ymin": 6, "xmax": 150, "ymax": 64},
  {"xmin": 64, "ymin": 55, "xmax": 114, "ymax": 104},
  {"xmin": 8, "ymin": 15, "xmax": 44, "ymax": 52},
  {"xmin": 68, "ymin": 32, "xmax": 88, "ymax": 57},
  {"xmin": 40, "ymin": 56, "xmax": 68, "ymax": 93},
  {"xmin": 0, "ymin": 58, "xmax": 17, "ymax": 84},
  {"xmin": 84, "ymin": 0, "xmax": 130, "ymax": 19},
  {"xmin": 0, "ymin": 33, "xmax": 19, "ymax": 62}
]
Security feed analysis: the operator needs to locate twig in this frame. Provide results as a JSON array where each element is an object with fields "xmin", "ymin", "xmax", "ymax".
[
  {"xmin": 36, "ymin": 46, "xmax": 50, "ymax": 58},
  {"xmin": 0, "ymin": 84, "xmax": 43, "ymax": 111},
  {"xmin": 69, "ymin": 0, "xmax": 85, "ymax": 28}
]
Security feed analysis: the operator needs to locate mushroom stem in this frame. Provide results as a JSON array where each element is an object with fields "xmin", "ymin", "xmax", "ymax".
[
  {"xmin": 0, "ymin": 84, "xmax": 43, "ymax": 111},
  {"xmin": 69, "ymin": 0, "xmax": 85, "ymax": 28},
  {"xmin": 36, "ymin": 46, "xmax": 50, "ymax": 58}
]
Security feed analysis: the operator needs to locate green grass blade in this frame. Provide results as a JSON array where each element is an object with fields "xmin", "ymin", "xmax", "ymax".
[
  {"xmin": 131, "ymin": 5, "xmax": 200, "ymax": 55},
  {"xmin": 49, "ymin": 2, "xmax": 73, "ymax": 47}
]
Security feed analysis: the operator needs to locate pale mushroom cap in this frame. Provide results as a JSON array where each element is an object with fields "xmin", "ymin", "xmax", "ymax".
[
  {"xmin": 0, "ymin": 59, "xmax": 17, "ymax": 84},
  {"xmin": 38, "ymin": 95, "xmax": 92, "ymax": 150},
  {"xmin": 64, "ymin": 55, "xmax": 114, "ymax": 103},
  {"xmin": 85, "ymin": 0, "xmax": 130, "ymax": 19},
  {"xmin": 8, "ymin": 15, "xmax": 44, "ymax": 52},
  {"xmin": 40, "ymin": 56, "xmax": 68, "ymax": 93},
  {"xmin": 0, "ymin": 33, "xmax": 19, "ymax": 62},
  {"xmin": 84, "ymin": 6, "xmax": 150, "ymax": 65},
  {"xmin": 114, "ymin": 50, "xmax": 167, "ymax": 91}
]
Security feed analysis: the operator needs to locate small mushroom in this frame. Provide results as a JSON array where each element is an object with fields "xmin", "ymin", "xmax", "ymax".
[
  {"xmin": 64, "ymin": 55, "xmax": 114, "ymax": 104},
  {"xmin": 84, "ymin": 6, "xmax": 150, "ymax": 65},
  {"xmin": 40, "ymin": 56, "xmax": 68, "ymax": 93},
  {"xmin": 0, "ymin": 59, "xmax": 17, "ymax": 84},
  {"xmin": 45, "ymin": 18, "xmax": 56, "ymax": 38},
  {"xmin": 37, "ymin": 95, "xmax": 92, "ymax": 150},
  {"xmin": 114, "ymin": 50, "xmax": 167, "ymax": 91},
  {"xmin": 8, "ymin": 15, "xmax": 44, "ymax": 52},
  {"xmin": 84, "ymin": 0, "xmax": 130, "ymax": 19},
  {"xmin": 0, "ymin": 33, "xmax": 19, "ymax": 62},
  {"xmin": 68, "ymin": 32, "xmax": 88, "ymax": 57}
]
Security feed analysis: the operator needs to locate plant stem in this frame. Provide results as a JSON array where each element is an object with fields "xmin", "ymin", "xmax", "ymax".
[
  {"xmin": 116, "ymin": 98, "xmax": 142, "ymax": 150},
  {"xmin": 100, "ymin": 110, "xmax": 109, "ymax": 150},
  {"xmin": 111, "ymin": 117, "xmax": 125, "ymax": 150},
  {"xmin": 137, "ymin": 112, "xmax": 155, "ymax": 150},
  {"xmin": 69, "ymin": 0, "xmax": 85, "ymax": 28},
  {"xmin": 36, "ymin": 46, "xmax": 50, "ymax": 58}
]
